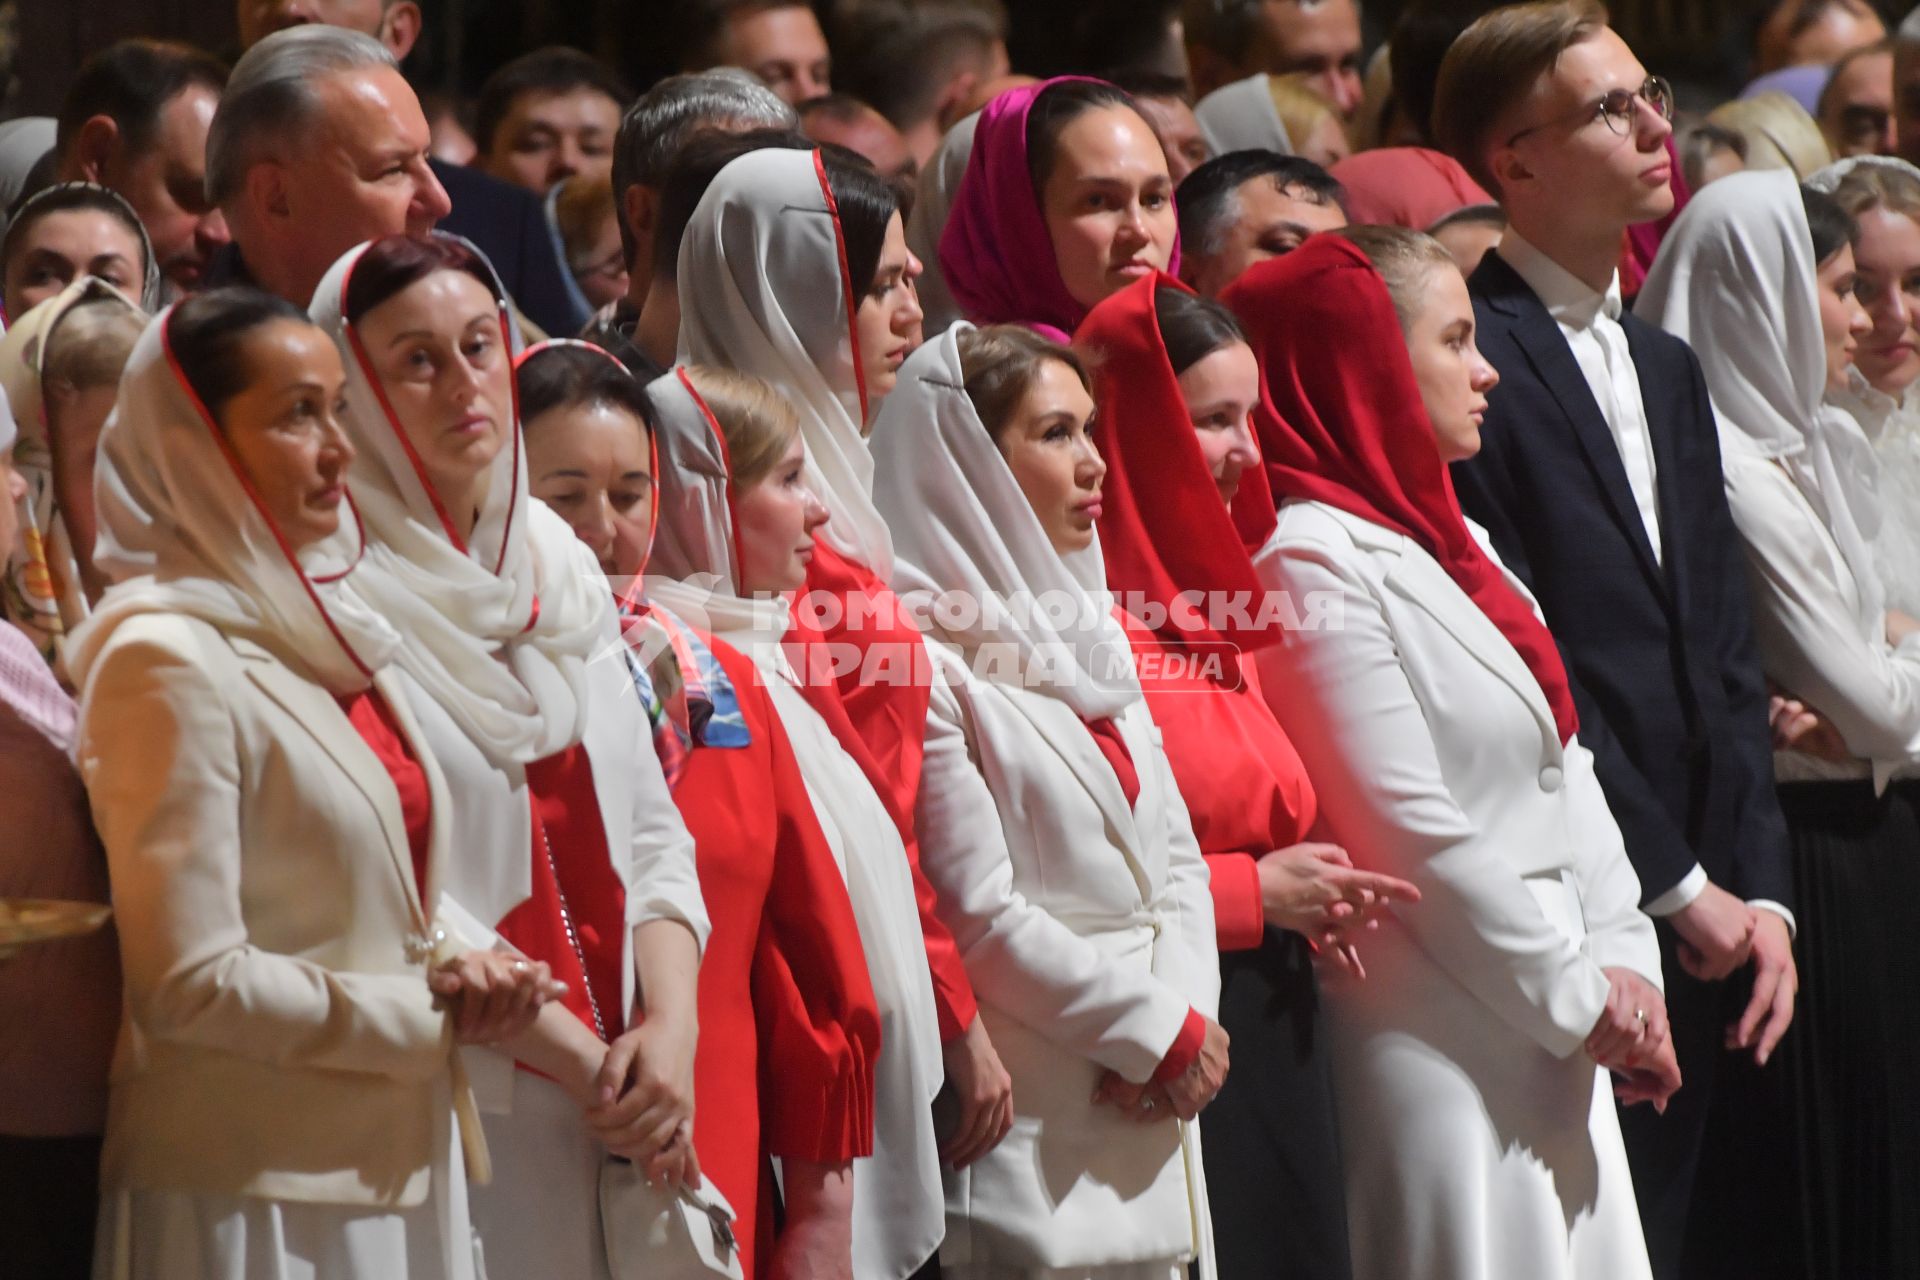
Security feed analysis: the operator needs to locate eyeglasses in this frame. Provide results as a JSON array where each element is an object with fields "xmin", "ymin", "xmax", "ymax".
[{"xmin": 1505, "ymin": 75, "xmax": 1674, "ymax": 147}]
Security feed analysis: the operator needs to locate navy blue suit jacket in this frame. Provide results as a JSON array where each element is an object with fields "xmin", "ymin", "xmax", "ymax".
[
  {"xmin": 1450, "ymin": 249, "xmax": 1791, "ymax": 910},
  {"xmin": 431, "ymin": 158, "xmax": 588, "ymax": 338}
]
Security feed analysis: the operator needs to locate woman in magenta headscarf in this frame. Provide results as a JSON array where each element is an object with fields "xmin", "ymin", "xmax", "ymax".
[{"xmin": 941, "ymin": 78, "xmax": 1179, "ymax": 340}]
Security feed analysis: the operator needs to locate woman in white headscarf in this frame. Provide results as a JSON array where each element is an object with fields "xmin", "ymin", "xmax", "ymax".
[
  {"xmin": 310, "ymin": 232, "xmax": 710, "ymax": 1280},
  {"xmin": 1638, "ymin": 166, "xmax": 1920, "ymax": 1280},
  {"xmin": 72, "ymin": 287, "xmax": 566, "ymax": 1279},
  {"xmin": 676, "ymin": 142, "xmax": 1016, "ymax": 1223},
  {"xmin": 870, "ymin": 323, "xmax": 1224, "ymax": 1280},
  {"xmin": 1808, "ymin": 155, "xmax": 1920, "ymax": 615},
  {"xmin": 1193, "ymin": 73, "xmax": 1294, "ymax": 157},
  {"xmin": 0, "ymin": 276, "xmax": 145, "ymax": 673},
  {"xmin": 646, "ymin": 362, "xmax": 947, "ymax": 1280}
]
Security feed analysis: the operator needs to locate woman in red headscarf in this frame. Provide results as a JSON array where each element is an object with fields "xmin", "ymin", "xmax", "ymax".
[
  {"xmin": 1075, "ymin": 274, "xmax": 1419, "ymax": 1280},
  {"xmin": 1220, "ymin": 230, "xmax": 1675, "ymax": 1280}
]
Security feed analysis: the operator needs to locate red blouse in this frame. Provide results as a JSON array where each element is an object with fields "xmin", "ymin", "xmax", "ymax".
[
  {"xmin": 668, "ymin": 630, "xmax": 881, "ymax": 1280},
  {"xmin": 1123, "ymin": 618, "xmax": 1318, "ymax": 953},
  {"xmin": 498, "ymin": 747, "xmax": 628, "ymax": 1053},
  {"xmin": 797, "ymin": 541, "xmax": 979, "ymax": 1041},
  {"xmin": 335, "ymin": 688, "xmax": 432, "ymax": 897}
]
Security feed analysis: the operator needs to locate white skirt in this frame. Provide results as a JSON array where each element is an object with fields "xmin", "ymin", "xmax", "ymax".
[
  {"xmin": 467, "ymin": 1068, "xmax": 608, "ymax": 1280},
  {"xmin": 93, "ymin": 1078, "xmax": 484, "ymax": 1280}
]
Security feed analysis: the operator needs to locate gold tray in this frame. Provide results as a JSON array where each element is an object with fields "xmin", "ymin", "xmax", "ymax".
[{"xmin": 0, "ymin": 899, "xmax": 112, "ymax": 960}]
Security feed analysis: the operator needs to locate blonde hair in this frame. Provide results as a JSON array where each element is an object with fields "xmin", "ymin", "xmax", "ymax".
[
  {"xmin": 1432, "ymin": 0, "xmax": 1610, "ymax": 194},
  {"xmin": 678, "ymin": 364, "xmax": 800, "ymax": 488},
  {"xmin": 1336, "ymin": 224, "xmax": 1460, "ymax": 333},
  {"xmin": 1706, "ymin": 92, "xmax": 1833, "ymax": 180},
  {"xmin": 1268, "ymin": 74, "xmax": 1347, "ymax": 160},
  {"xmin": 42, "ymin": 296, "xmax": 145, "ymax": 391},
  {"xmin": 1825, "ymin": 160, "xmax": 1920, "ymax": 223}
]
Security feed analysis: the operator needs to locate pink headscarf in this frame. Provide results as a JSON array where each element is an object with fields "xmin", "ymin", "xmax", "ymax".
[
  {"xmin": 939, "ymin": 76, "xmax": 1180, "ymax": 341},
  {"xmin": 1329, "ymin": 147, "xmax": 1496, "ymax": 231}
]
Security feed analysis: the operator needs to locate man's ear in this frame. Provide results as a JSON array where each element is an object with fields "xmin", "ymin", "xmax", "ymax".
[
  {"xmin": 249, "ymin": 160, "xmax": 293, "ymax": 222},
  {"xmin": 623, "ymin": 183, "xmax": 657, "ymax": 253},
  {"xmin": 67, "ymin": 115, "xmax": 120, "ymax": 183},
  {"xmin": 1488, "ymin": 142, "xmax": 1529, "ymax": 196},
  {"xmin": 379, "ymin": 1, "xmax": 424, "ymax": 61}
]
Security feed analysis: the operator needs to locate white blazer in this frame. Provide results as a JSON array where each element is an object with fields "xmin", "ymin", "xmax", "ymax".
[
  {"xmin": 76, "ymin": 613, "xmax": 467, "ymax": 1208},
  {"xmin": 1251, "ymin": 500, "xmax": 1660, "ymax": 1280},
  {"xmin": 915, "ymin": 641, "xmax": 1218, "ymax": 1272}
]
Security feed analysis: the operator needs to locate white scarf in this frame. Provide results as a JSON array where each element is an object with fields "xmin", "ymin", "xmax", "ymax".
[
  {"xmin": 311, "ymin": 237, "xmax": 607, "ymax": 767},
  {"xmin": 1194, "ymin": 73, "xmax": 1294, "ymax": 157},
  {"xmin": 868, "ymin": 323, "xmax": 1140, "ymax": 720},
  {"xmin": 905, "ymin": 110, "xmax": 980, "ymax": 336},
  {"xmin": 69, "ymin": 308, "xmax": 401, "ymax": 693},
  {"xmin": 675, "ymin": 146, "xmax": 896, "ymax": 580},
  {"xmin": 1638, "ymin": 167, "xmax": 1887, "ymax": 637}
]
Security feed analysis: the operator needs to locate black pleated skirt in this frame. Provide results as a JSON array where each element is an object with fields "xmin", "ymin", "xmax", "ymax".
[
  {"xmin": 1199, "ymin": 929, "xmax": 1352, "ymax": 1280},
  {"xmin": 1695, "ymin": 778, "xmax": 1920, "ymax": 1280}
]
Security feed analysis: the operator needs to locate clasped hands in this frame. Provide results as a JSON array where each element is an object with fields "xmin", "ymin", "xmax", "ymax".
[
  {"xmin": 428, "ymin": 950, "xmax": 698, "ymax": 1185},
  {"xmin": 1092, "ymin": 1016, "xmax": 1231, "ymax": 1124},
  {"xmin": 1258, "ymin": 841, "xmax": 1422, "ymax": 978},
  {"xmin": 1588, "ymin": 967, "xmax": 1682, "ymax": 1113}
]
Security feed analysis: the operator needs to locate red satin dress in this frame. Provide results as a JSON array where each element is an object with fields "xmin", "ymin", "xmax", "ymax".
[
  {"xmin": 666, "ymin": 629, "xmax": 882, "ymax": 1279},
  {"xmin": 336, "ymin": 688, "xmax": 432, "ymax": 894},
  {"xmin": 798, "ymin": 542, "xmax": 979, "ymax": 1041}
]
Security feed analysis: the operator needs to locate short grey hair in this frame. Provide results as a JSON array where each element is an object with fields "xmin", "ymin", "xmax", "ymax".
[{"xmin": 206, "ymin": 25, "xmax": 398, "ymax": 207}]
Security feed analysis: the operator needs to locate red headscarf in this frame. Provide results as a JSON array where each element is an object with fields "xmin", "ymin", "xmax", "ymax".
[
  {"xmin": 1075, "ymin": 271, "xmax": 1280, "ymax": 657},
  {"xmin": 1221, "ymin": 236, "xmax": 1579, "ymax": 744},
  {"xmin": 1328, "ymin": 147, "xmax": 1496, "ymax": 231}
]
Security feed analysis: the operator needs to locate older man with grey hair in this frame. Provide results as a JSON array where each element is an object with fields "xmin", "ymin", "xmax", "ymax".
[
  {"xmin": 584, "ymin": 68, "xmax": 795, "ymax": 372},
  {"xmin": 205, "ymin": 25, "xmax": 449, "ymax": 305}
]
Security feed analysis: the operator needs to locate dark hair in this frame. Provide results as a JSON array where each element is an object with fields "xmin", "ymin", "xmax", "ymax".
[
  {"xmin": 832, "ymin": 1, "xmax": 1005, "ymax": 130},
  {"xmin": 1802, "ymin": 183, "xmax": 1859, "ymax": 266},
  {"xmin": 3, "ymin": 183, "xmax": 150, "ymax": 279},
  {"xmin": 1176, "ymin": 151, "xmax": 1344, "ymax": 256},
  {"xmin": 517, "ymin": 342, "xmax": 658, "ymax": 438},
  {"xmin": 167, "ymin": 286, "xmax": 311, "ymax": 424},
  {"xmin": 651, "ymin": 126, "xmax": 812, "ymax": 280},
  {"xmin": 1388, "ymin": 0, "xmax": 1507, "ymax": 146},
  {"xmin": 343, "ymin": 235, "xmax": 498, "ymax": 325},
  {"xmin": 1024, "ymin": 79, "xmax": 1145, "ymax": 197},
  {"xmin": 956, "ymin": 323, "xmax": 1092, "ymax": 438},
  {"xmin": 1154, "ymin": 286, "xmax": 1246, "ymax": 375},
  {"xmin": 820, "ymin": 146, "xmax": 900, "ymax": 294},
  {"xmin": 1103, "ymin": 68, "xmax": 1194, "ymax": 107},
  {"xmin": 1432, "ymin": 0, "xmax": 1610, "ymax": 194},
  {"xmin": 678, "ymin": 0, "xmax": 816, "ymax": 70},
  {"xmin": 474, "ymin": 46, "xmax": 630, "ymax": 160},
  {"xmin": 56, "ymin": 38, "xmax": 229, "ymax": 159}
]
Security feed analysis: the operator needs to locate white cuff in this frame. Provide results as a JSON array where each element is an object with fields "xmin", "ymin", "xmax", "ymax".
[{"xmin": 1643, "ymin": 863, "xmax": 1708, "ymax": 916}]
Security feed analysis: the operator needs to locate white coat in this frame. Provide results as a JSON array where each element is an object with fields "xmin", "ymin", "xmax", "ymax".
[
  {"xmin": 915, "ymin": 641, "xmax": 1219, "ymax": 1276},
  {"xmin": 1251, "ymin": 500, "xmax": 1662, "ymax": 1280}
]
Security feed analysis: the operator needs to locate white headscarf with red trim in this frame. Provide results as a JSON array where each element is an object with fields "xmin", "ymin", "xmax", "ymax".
[
  {"xmin": 311, "ymin": 234, "xmax": 608, "ymax": 766},
  {"xmin": 68, "ymin": 305, "xmax": 401, "ymax": 694},
  {"xmin": 675, "ymin": 146, "xmax": 896, "ymax": 581}
]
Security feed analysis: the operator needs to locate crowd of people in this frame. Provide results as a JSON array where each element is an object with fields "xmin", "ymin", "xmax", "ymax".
[{"xmin": 2, "ymin": 0, "xmax": 1918, "ymax": 1278}]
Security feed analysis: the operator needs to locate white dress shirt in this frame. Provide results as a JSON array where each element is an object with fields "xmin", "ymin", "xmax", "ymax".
[{"xmin": 1498, "ymin": 231, "xmax": 1795, "ymax": 932}]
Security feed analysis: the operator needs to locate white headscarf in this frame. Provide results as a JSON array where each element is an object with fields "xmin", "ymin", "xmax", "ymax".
[
  {"xmin": 68, "ymin": 305, "xmax": 401, "ymax": 693},
  {"xmin": 1804, "ymin": 153, "xmax": 1920, "ymax": 196},
  {"xmin": 4, "ymin": 183, "xmax": 163, "ymax": 313},
  {"xmin": 676, "ymin": 146, "xmax": 896, "ymax": 580},
  {"xmin": 905, "ymin": 110, "xmax": 980, "ymax": 336},
  {"xmin": 641, "ymin": 367, "xmax": 793, "ymax": 660},
  {"xmin": 310, "ymin": 235, "xmax": 608, "ymax": 766},
  {"xmin": 1638, "ymin": 167, "xmax": 1886, "ymax": 633},
  {"xmin": 1194, "ymin": 73, "xmax": 1294, "ymax": 157},
  {"xmin": 868, "ymin": 324, "xmax": 1139, "ymax": 719}
]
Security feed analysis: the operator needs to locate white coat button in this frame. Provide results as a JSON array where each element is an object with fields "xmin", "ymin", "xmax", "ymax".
[{"xmin": 1538, "ymin": 765, "xmax": 1563, "ymax": 792}]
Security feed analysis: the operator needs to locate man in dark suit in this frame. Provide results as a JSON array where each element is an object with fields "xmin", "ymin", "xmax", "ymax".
[
  {"xmin": 1432, "ymin": 5, "xmax": 1798, "ymax": 1277},
  {"xmin": 226, "ymin": 0, "xmax": 587, "ymax": 334}
]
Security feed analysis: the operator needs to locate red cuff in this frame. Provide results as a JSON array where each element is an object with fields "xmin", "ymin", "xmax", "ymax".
[
  {"xmin": 1207, "ymin": 853, "xmax": 1266, "ymax": 952},
  {"xmin": 1152, "ymin": 1008, "xmax": 1207, "ymax": 1084}
]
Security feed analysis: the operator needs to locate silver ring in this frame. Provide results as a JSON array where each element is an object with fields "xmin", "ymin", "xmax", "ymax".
[
  {"xmin": 1633, "ymin": 1007, "xmax": 1647, "ymax": 1026},
  {"xmin": 1142, "ymin": 1097, "xmax": 1156, "ymax": 1112},
  {"xmin": 512, "ymin": 960, "xmax": 529, "ymax": 976}
]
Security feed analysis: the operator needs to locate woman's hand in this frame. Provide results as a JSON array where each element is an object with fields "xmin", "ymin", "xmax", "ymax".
[
  {"xmin": 1610, "ymin": 1034, "xmax": 1682, "ymax": 1114},
  {"xmin": 429, "ymin": 950, "xmax": 565, "ymax": 1045},
  {"xmin": 1255, "ymin": 843, "xmax": 1420, "ymax": 947},
  {"xmin": 587, "ymin": 1008, "xmax": 699, "ymax": 1184},
  {"xmin": 1585, "ymin": 967, "xmax": 1669, "ymax": 1073},
  {"xmin": 1887, "ymin": 608, "xmax": 1920, "ymax": 647},
  {"xmin": 1161, "ymin": 1017, "xmax": 1230, "ymax": 1120},
  {"xmin": 939, "ymin": 1014, "xmax": 1014, "ymax": 1168},
  {"xmin": 1768, "ymin": 692, "xmax": 1851, "ymax": 762},
  {"xmin": 770, "ymin": 1159, "xmax": 855, "ymax": 1280}
]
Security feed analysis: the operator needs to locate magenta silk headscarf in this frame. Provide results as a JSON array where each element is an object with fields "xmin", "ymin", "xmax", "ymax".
[{"xmin": 938, "ymin": 76, "xmax": 1180, "ymax": 342}]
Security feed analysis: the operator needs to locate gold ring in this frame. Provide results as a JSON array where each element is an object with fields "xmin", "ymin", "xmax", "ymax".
[{"xmin": 1634, "ymin": 1007, "xmax": 1647, "ymax": 1025}]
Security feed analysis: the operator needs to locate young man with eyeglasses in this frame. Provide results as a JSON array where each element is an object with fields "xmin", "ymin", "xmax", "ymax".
[{"xmin": 1433, "ymin": 5, "xmax": 1800, "ymax": 1279}]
